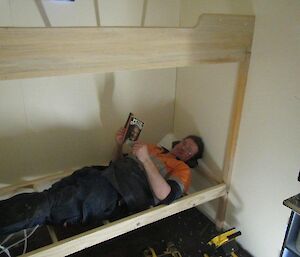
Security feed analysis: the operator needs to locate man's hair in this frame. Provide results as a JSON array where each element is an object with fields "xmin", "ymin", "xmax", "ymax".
[
  {"xmin": 186, "ymin": 135, "xmax": 204, "ymax": 159},
  {"xmin": 172, "ymin": 135, "xmax": 205, "ymax": 168}
]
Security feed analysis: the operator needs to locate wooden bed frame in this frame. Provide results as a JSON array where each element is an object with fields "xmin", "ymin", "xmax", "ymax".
[{"xmin": 0, "ymin": 14, "xmax": 255, "ymax": 256}]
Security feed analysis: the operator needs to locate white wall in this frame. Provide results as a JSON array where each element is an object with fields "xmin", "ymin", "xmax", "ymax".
[
  {"xmin": 0, "ymin": 0, "xmax": 180, "ymax": 183},
  {"xmin": 228, "ymin": 1, "xmax": 300, "ymax": 256},
  {"xmin": 174, "ymin": 64, "xmax": 238, "ymax": 171},
  {"xmin": 178, "ymin": 1, "xmax": 300, "ymax": 256}
]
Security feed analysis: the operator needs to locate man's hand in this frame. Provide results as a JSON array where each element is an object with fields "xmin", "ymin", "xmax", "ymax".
[
  {"xmin": 132, "ymin": 142, "xmax": 150, "ymax": 163},
  {"xmin": 115, "ymin": 127, "xmax": 126, "ymax": 146}
]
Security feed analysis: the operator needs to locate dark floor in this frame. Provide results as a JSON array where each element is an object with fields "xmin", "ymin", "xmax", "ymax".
[{"xmin": 0, "ymin": 208, "xmax": 252, "ymax": 257}]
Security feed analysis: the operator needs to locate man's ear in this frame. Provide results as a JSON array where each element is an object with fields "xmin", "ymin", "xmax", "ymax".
[{"xmin": 172, "ymin": 140, "xmax": 180, "ymax": 148}]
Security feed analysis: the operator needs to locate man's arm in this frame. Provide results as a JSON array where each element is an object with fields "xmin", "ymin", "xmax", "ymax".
[
  {"xmin": 111, "ymin": 128, "xmax": 126, "ymax": 161},
  {"xmin": 132, "ymin": 142, "xmax": 171, "ymax": 201}
]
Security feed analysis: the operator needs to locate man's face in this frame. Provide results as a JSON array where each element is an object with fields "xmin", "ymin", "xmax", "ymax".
[{"xmin": 170, "ymin": 138, "xmax": 199, "ymax": 162}]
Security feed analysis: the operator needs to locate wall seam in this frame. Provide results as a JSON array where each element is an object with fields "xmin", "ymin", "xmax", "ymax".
[{"xmin": 172, "ymin": 0, "xmax": 183, "ymax": 135}]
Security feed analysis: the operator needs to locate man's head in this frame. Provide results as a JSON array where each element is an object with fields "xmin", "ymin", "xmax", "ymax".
[{"xmin": 171, "ymin": 135, "xmax": 204, "ymax": 167}]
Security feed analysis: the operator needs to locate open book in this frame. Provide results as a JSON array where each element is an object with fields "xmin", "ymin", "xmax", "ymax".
[{"xmin": 123, "ymin": 112, "xmax": 144, "ymax": 145}]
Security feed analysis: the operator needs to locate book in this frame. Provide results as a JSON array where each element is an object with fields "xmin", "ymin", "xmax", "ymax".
[{"xmin": 123, "ymin": 112, "xmax": 144, "ymax": 144}]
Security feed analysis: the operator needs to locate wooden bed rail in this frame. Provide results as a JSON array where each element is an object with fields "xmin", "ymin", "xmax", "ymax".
[
  {"xmin": 0, "ymin": 14, "xmax": 254, "ymax": 80},
  {"xmin": 0, "ymin": 166, "xmax": 225, "ymax": 256},
  {"xmin": 21, "ymin": 183, "xmax": 226, "ymax": 257}
]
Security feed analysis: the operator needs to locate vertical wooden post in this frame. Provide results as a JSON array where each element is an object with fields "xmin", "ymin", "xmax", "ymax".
[{"xmin": 216, "ymin": 52, "xmax": 251, "ymax": 230}]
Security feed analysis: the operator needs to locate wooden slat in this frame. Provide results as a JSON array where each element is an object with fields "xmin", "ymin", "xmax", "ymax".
[
  {"xmin": 47, "ymin": 226, "xmax": 58, "ymax": 243},
  {"xmin": 0, "ymin": 14, "xmax": 254, "ymax": 80},
  {"xmin": 0, "ymin": 169, "xmax": 76, "ymax": 196},
  {"xmin": 22, "ymin": 183, "xmax": 226, "ymax": 257}
]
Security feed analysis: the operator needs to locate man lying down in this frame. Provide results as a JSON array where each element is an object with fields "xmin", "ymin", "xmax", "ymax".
[{"xmin": 0, "ymin": 128, "xmax": 204, "ymax": 235}]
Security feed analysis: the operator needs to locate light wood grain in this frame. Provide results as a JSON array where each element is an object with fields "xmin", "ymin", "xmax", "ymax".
[
  {"xmin": 0, "ymin": 168, "xmax": 76, "ymax": 196},
  {"xmin": 0, "ymin": 14, "xmax": 254, "ymax": 80},
  {"xmin": 22, "ymin": 183, "xmax": 226, "ymax": 257},
  {"xmin": 222, "ymin": 53, "xmax": 251, "ymax": 185},
  {"xmin": 217, "ymin": 52, "xmax": 252, "ymax": 230}
]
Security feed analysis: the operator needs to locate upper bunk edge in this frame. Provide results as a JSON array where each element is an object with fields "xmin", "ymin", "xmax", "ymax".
[{"xmin": 0, "ymin": 14, "xmax": 255, "ymax": 81}]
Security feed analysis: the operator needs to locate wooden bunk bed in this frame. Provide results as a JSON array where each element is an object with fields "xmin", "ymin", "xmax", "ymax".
[{"xmin": 0, "ymin": 14, "xmax": 255, "ymax": 257}]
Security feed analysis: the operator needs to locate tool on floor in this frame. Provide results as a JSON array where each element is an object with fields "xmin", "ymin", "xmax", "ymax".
[
  {"xmin": 143, "ymin": 242, "xmax": 182, "ymax": 257},
  {"xmin": 203, "ymin": 228, "xmax": 241, "ymax": 257}
]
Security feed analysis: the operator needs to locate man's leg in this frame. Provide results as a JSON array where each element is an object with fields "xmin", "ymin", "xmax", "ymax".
[
  {"xmin": 47, "ymin": 168, "xmax": 121, "ymax": 225},
  {"xmin": 0, "ymin": 166, "xmax": 122, "ymax": 235},
  {"xmin": 0, "ymin": 192, "xmax": 50, "ymax": 235}
]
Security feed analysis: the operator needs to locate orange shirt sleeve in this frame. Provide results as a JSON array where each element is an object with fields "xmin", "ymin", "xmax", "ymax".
[
  {"xmin": 166, "ymin": 161, "xmax": 191, "ymax": 193},
  {"xmin": 147, "ymin": 144, "xmax": 191, "ymax": 193}
]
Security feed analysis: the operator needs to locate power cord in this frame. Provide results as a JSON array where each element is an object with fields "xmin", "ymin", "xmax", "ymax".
[
  {"xmin": 0, "ymin": 234, "xmax": 14, "ymax": 247},
  {"xmin": 0, "ymin": 225, "xmax": 39, "ymax": 256},
  {"xmin": 22, "ymin": 229, "xmax": 27, "ymax": 255},
  {"xmin": 0, "ymin": 234, "xmax": 14, "ymax": 257},
  {"xmin": 0, "ymin": 245, "xmax": 11, "ymax": 257}
]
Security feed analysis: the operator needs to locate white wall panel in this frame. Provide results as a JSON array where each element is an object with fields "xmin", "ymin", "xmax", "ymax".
[
  {"xmin": 42, "ymin": 0, "xmax": 97, "ymax": 26},
  {"xmin": 9, "ymin": 0, "xmax": 45, "ymax": 27},
  {"xmin": 0, "ymin": 81, "xmax": 30, "ymax": 180},
  {"xmin": 99, "ymin": 0, "xmax": 144, "ymax": 26},
  {"xmin": 21, "ymin": 75, "xmax": 100, "ymax": 130},
  {"xmin": 0, "ymin": 82, "xmax": 27, "ymax": 136},
  {"xmin": 0, "ymin": 0, "xmax": 11, "ymax": 26},
  {"xmin": 144, "ymin": 0, "xmax": 180, "ymax": 27},
  {"xmin": 175, "ymin": 64, "xmax": 238, "ymax": 170},
  {"xmin": 180, "ymin": 0, "xmax": 253, "ymax": 27}
]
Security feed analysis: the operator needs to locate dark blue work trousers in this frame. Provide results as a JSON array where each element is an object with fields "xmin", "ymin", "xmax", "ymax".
[
  {"xmin": 0, "ymin": 167, "xmax": 119, "ymax": 235},
  {"xmin": 0, "ymin": 157, "xmax": 153, "ymax": 236}
]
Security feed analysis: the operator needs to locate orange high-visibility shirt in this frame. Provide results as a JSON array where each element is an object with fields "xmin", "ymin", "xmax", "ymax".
[{"xmin": 147, "ymin": 144, "xmax": 191, "ymax": 193}]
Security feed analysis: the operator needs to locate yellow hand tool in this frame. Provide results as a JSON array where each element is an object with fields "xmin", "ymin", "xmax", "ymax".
[{"xmin": 203, "ymin": 228, "xmax": 241, "ymax": 257}]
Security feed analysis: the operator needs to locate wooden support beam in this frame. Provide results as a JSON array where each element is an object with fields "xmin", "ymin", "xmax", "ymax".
[
  {"xmin": 216, "ymin": 52, "xmax": 252, "ymax": 230},
  {"xmin": 22, "ymin": 184, "xmax": 226, "ymax": 257},
  {"xmin": 223, "ymin": 53, "xmax": 251, "ymax": 186},
  {"xmin": 0, "ymin": 14, "xmax": 254, "ymax": 80}
]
